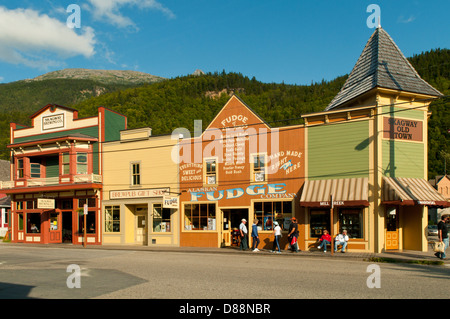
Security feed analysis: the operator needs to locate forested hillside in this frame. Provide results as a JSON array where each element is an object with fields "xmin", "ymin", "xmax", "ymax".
[{"xmin": 0, "ymin": 49, "xmax": 448, "ymax": 178}]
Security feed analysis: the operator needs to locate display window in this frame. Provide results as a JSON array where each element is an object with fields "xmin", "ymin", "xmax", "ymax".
[
  {"xmin": 153, "ymin": 204, "xmax": 172, "ymax": 232},
  {"xmin": 338, "ymin": 208, "xmax": 363, "ymax": 239},
  {"xmin": 254, "ymin": 200, "xmax": 292, "ymax": 231},
  {"xmin": 105, "ymin": 206, "xmax": 120, "ymax": 233},
  {"xmin": 184, "ymin": 203, "xmax": 216, "ymax": 231},
  {"xmin": 309, "ymin": 209, "xmax": 330, "ymax": 238},
  {"xmin": 26, "ymin": 213, "xmax": 41, "ymax": 234},
  {"xmin": 78, "ymin": 211, "xmax": 96, "ymax": 234}
]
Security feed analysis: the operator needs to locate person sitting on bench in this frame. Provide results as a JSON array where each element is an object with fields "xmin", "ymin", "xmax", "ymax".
[{"xmin": 334, "ymin": 230, "xmax": 349, "ymax": 253}]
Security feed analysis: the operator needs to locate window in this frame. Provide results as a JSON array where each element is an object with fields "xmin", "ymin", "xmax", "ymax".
[
  {"xmin": 253, "ymin": 155, "xmax": 265, "ymax": 182},
  {"xmin": 26, "ymin": 200, "xmax": 36, "ymax": 210},
  {"xmin": 338, "ymin": 209, "xmax": 363, "ymax": 239},
  {"xmin": 17, "ymin": 159, "xmax": 24, "ymax": 179},
  {"xmin": 153, "ymin": 204, "xmax": 171, "ymax": 232},
  {"xmin": 309, "ymin": 209, "xmax": 330, "ymax": 238},
  {"xmin": 16, "ymin": 201, "xmax": 24, "ymax": 210},
  {"xmin": 205, "ymin": 159, "xmax": 217, "ymax": 185},
  {"xmin": 253, "ymin": 201, "xmax": 292, "ymax": 231},
  {"xmin": 30, "ymin": 163, "xmax": 41, "ymax": 178},
  {"xmin": 79, "ymin": 211, "xmax": 96, "ymax": 234},
  {"xmin": 76, "ymin": 153, "xmax": 88, "ymax": 174},
  {"xmin": 62, "ymin": 153, "xmax": 70, "ymax": 175},
  {"xmin": 131, "ymin": 162, "xmax": 141, "ymax": 186},
  {"xmin": 78, "ymin": 198, "xmax": 96, "ymax": 208},
  {"xmin": 105, "ymin": 206, "xmax": 120, "ymax": 233},
  {"xmin": 27, "ymin": 213, "xmax": 41, "ymax": 234},
  {"xmin": 18, "ymin": 213, "xmax": 23, "ymax": 231},
  {"xmin": 184, "ymin": 203, "xmax": 216, "ymax": 230}
]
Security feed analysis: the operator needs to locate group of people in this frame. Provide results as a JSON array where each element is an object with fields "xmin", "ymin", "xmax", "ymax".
[
  {"xmin": 316, "ymin": 229, "xmax": 349, "ymax": 253},
  {"xmin": 239, "ymin": 217, "xmax": 300, "ymax": 253}
]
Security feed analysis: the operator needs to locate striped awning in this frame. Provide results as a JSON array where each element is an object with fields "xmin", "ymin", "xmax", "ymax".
[
  {"xmin": 300, "ymin": 177, "xmax": 369, "ymax": 208},
  {"xmin": 382, "ymin": 177, "xmax": 450, "ymax": 207}
]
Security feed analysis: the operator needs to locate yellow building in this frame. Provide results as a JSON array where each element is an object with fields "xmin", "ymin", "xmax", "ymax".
[
  {"xmin": 300, "ymin": 26, "xmax": 448, "ymax": 253},
  {"xmin": 101, "ymin": 127, "xmax": 180, "ymax": 246}
]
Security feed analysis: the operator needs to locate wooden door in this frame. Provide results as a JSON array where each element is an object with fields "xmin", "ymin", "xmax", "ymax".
[
  {"xmin": 386, "ymin": 207, "xmax": 399, "ymax": 250},
  {"xmin": 221, "ymin": 211, "xmax": 231, "ymax": 247},
  {"xmin": 136, "ymin": 214, "xmax": 147, "ymax": 244},
  {"xmin": 49, "ymin": 212, "xmax": 62, "ymax": 243}
]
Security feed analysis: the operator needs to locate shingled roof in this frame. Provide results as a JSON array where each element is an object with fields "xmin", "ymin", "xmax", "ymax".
[{"xmin": 326, "ymin": 27, "xmax": 443, "ymax": 111}]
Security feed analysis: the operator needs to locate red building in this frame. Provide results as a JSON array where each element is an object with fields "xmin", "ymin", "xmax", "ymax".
[{"xmin": 1, "ymin": 104, "xmax": 126, "ymax": 245}]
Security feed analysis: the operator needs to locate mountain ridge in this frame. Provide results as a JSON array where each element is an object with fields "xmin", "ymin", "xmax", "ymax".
[{"xmin": 22, "ymin": 68, "xmax": 166, "ymax": 85}]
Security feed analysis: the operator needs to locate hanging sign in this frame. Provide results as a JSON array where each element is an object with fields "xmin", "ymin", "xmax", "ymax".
[{"xmin": 163, "ymin": 195, "xmax": 179, "ymax": 209}]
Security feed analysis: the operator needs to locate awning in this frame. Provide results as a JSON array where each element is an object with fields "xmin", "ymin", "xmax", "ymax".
[
  {"xmin": 300, "ymin": 177, "xmax": 369, "ymax": 208},
  {"xmin": 382, "ymin": 177, "xmax": 450, "ymax": 207}
]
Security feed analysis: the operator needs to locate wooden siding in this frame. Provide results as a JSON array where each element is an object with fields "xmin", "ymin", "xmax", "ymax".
[{"xmin": 308, "ymin": 120, "xmax": 370, "ymax": 180}]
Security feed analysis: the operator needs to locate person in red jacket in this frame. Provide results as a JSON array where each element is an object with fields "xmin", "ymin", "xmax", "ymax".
[{"xmin": 317, "ymin": 229, "xmax": 331, "ymax": 252}]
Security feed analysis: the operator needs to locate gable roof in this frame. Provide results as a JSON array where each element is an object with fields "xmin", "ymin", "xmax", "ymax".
[{"xmin": 326, "ymin": 27, "xmax": 443, "ymax": 111}]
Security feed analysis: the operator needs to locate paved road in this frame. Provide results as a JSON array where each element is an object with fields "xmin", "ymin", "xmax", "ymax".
[{"xmin": 0, "ymin": 245, "xmax": 448, "ymax": 301}]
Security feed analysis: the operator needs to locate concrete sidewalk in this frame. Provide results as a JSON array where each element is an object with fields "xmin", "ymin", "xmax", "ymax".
[{"xmin": 2, "ymin": 241, "xmax": 448, "ymax": 265}]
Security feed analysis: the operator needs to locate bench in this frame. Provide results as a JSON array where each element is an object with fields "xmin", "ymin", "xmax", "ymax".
[{"xmin": 309, "ymin": 241, "xmax": 344, "ymax": 252}]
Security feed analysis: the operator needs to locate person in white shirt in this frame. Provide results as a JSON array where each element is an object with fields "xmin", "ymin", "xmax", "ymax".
[
  {"xmin": 239, "ymin": 219, "xmax": 248, "ymax": 251},
  {"xmin": 334, "ymin": 229, "xmax": 349, "ymax": 253},
  {"xmin": 272, "ymin": 221, "xmax": 282, "ymax": 253}
]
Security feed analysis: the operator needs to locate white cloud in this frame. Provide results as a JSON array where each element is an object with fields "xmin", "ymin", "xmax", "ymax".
[
  {"xmin": 86, "ymin": 0, "xmax": 175, "ymax": 29},
  {"xmin": 0, "ymin": 6, "xmax": 96, "ymax": 69},
  {"xmin": 397, "ymin": 15, "xmax": 416, "ymax": 24}
]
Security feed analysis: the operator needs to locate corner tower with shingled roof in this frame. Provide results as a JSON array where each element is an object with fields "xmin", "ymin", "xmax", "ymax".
[{"xmin": 302, "ymin": 26, "xmax": 448, "ymax": 254}]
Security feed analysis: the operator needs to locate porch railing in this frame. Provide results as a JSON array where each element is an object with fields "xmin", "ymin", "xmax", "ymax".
[{"xmin": 0, "ymin": 174, "xmax": 102, "ymax": 190}]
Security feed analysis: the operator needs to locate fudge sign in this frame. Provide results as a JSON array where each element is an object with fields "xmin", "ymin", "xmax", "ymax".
[{"xmin": 383, "ymin": 117, "xmax": 423, "ymax": 142}]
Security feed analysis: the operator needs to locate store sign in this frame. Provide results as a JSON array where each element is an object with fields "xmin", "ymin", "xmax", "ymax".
[
  {"xmin": 189, "ymin": 183, "xmax": 296, "ymax": 202},
  {"xmin": 163, "ymin": 195, "xmax": 179, "ymax": 209},
  {"xmin": 110, "ymin": 188, "xmax": 169, "ymax": 199},
  {"xmin": 42, "ymin": 113, "xmax": 65, "ymax": 131},
  {"xmin": 320, "ymin": 201, "xmax": 345, "ymax": 207},
  {"xmin": 37, "ymin": 198, "xmax": 55, "ymax": 209},
  {"xmin": 383, "ymin": 117, "xmax": 423, "ymax": 142}
]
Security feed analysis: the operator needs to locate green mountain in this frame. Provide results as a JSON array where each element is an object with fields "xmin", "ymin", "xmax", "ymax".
[{"xmin": 0, "ymin": 50, "xmax": 448, "ymax": 178}]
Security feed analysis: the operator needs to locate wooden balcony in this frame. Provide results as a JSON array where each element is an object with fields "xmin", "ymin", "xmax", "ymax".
[{"xmin": 0, "ymin": 174, "xmax": 102, "ymax": 190}]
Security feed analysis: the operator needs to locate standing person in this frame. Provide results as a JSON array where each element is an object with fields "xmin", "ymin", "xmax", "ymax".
[
  {"xmin": 287, "ymin": 217, "xmax": 299, "ymax": 252},
  {"xmin": 334, "ymin": 229, "xmax": 349, "ymax": 253},
  {"xmin": 272, "ymin": 221, "xmax": 282, "ymax": 253},
  {"xmin": 239, "ymin": 219, "xmax": 248, "ymax": 251},
  {"xmin": 317, "ymin": 229, "xmax": 331, "ymax": 252},
  {"xmin": 436, "ymin": 215, "xmax": 449, "ymax": 260},
  {"xmin": 251, "ymin": 219, "xmax": 260, "ymax": 252}
]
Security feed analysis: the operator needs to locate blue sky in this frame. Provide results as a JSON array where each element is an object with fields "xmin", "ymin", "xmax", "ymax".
[{"xmin": 0, "ymin": 0, "xmax": 449, "ymax": 85}]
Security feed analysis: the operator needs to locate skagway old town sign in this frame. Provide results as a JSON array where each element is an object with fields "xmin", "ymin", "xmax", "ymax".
[{"xmin": 383, "ymin": 117, "xmax": 423, "ymax": 142}]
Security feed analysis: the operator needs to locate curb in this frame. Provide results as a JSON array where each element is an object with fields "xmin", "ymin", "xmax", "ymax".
[{"xmin": 2, "ymin": 241, "xmax": 447, "ymax": 265}]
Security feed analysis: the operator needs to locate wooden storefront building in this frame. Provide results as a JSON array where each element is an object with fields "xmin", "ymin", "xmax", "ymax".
[{"xmin": 2, "ymin": 104, "xmax": 127, "ymax": 245}]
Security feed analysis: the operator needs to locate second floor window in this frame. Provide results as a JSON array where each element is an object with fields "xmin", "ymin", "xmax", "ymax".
[
  {"xmin": 17, "ymin": 159, "xmax": 24, "ymax": 179},
  {"xmin": 76, "ymin": 153, "xmax": 88, "ymax": 174},
  {"xmin": 205, "ymin": 159, "xmax": 216, "ymax": 185},
  {"xmin": 253, "ymin": 155, "xmax": 265, "ymax": 182},
  {"xmin": 62, "ymin": 153, "xmax": 70, "ymax": 175},
  {"xmin": 131, "ymin": 163, "xmax": 141, "ymax": 186},
  {"xmin": 30, "ymin": 163, "xmax": 41, "ymax": 178}
]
